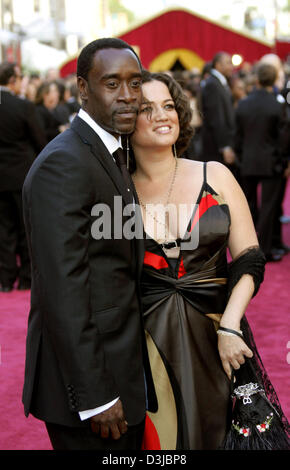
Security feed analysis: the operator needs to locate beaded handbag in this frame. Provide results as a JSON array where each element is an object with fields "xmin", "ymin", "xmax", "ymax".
[{"xmin": 219, "ymin": 355, "xmax": 290, "ymax": 450}]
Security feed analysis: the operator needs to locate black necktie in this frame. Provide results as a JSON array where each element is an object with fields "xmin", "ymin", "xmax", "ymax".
[
  {"xmin": 113, "ymin": 147, "xmax": 135, "ymax": 197},
  {"xmin": 113, "ymin": 148, "xmax": 143, "ymax": 247}
]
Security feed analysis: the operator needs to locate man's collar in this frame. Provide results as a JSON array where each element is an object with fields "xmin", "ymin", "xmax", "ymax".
[
  {"xmin": 211, "ymin": 69, "xmax": 228, "ymax": 87},
  {"xmin": 0, "ymin": 86, "xmax": 13, "ymax": 94},
  {"xmin": 78, "ymin": 108, "xmax": 122, "ymax": 155}
]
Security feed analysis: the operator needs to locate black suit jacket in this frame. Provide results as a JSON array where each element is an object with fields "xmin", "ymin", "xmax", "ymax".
[
  {"xmin": 35, "ymin": 104, "xmax": 62, "ymax": 144},
  {"xmin": 235, "ymin": 89, "xmax": 285, "ymax": 177},
  {"xmin": 22, "ymin": 116, "xmax": 157, "ymax": 427},
  {"xmin": 201, "ymin": 73, "xmax": 235, "ymax": 161},
  {"xmin": 0, "ymin": 90, "xmax": 46, "ymax": 192}
]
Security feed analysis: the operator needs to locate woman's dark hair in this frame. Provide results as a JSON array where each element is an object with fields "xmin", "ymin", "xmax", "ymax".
[
  {"xmin": 53, "ymin": 79, "xmax": 66, "ymax": 102},
  {"xmin": 257, "ymin": 63, "xmax": 277, "ymax": 88},
  {"xmin": 77, "ymin": 37, "xmax": 141, "ymax": 81},
  {"xmin": 0, "ymin": 62, "xmax": 17, "ymax": 86},
  {"xmin": 141, "ymin": 70, "xmax": 194, "ymax": 157},
  {"xmin": 34, "ymin": 81, "xmax": 58, "ymax": 105}
]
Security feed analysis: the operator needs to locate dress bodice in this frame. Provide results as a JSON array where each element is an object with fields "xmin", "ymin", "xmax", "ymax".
[
  {"xmin": 141, "ymin": 167, "xmax": 231, "ymax": 316},
  {"xmin": 140, "ymin": 163, "xmax": 232, "ymax": 450}
]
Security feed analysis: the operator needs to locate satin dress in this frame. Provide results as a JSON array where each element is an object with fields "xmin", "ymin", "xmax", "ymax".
[{"xmin": 141, "ymin": 163, "xmax": 232, "ymax": 450}]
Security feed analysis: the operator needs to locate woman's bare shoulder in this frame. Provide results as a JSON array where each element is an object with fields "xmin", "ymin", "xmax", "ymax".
[
  {"xmin": 206, "ymin": 161, "xmax": 238, "ymax": 196},
  {"xmin": 207, "ymin": 161, "xmax": 232, "ymax": 177},
  {"xmin": 179, "ymin": 159, "xmax": 238, "ymax": 193},
  {"xmin": 178, "ymin": 158, "xmax": 205, "ymax": 183},
  {"xmin": 180, "ymin": 159, "xmax": 231, "ymax": 177},
  {"xmin": 179, "ymin": 158, "xmax": 203, "ymax": 166},
  {"xmin": 179, "ymin": 158, "xmax": 204, "ymax": 172}
]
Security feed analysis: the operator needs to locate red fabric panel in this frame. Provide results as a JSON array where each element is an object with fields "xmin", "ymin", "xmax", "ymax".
[
  {"xmin": 178, "ymin": 256, "xmax": 187, "ymax": 279},
  {"xmin": 144, "ymin": 251, "xmax": 169, "ymax": 270},
  {"xmin": 189, "ymin": 194, "xmax": 219, "ymax": 232},
  {"xmin": 141, "ymin": 414, "xmax": 161, "ymax": 450}
]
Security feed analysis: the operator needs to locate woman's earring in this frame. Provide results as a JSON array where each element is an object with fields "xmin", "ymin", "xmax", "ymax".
[
  {"xmin": 126, "ymin": 137, "xmax": 130, "ymax": 170},
  {"xmin": 173, "ymin": 143, "xmax": 178, "ymax": 160}
]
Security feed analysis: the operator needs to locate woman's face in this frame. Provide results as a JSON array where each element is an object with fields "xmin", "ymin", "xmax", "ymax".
[
  {"xmin": 43, "ymin": 83, "xmax": 60, "ymax": 110},
  {"xmin": 131, "ymin": 80, "xmax": 180, "ymax": 152}
]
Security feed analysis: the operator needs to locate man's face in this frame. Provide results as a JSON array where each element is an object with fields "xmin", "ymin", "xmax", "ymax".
[
  {"xmin": 78, "ymin": 48, "xmax": 142, "ymax": 137},
  {"xmin": 218, "ymin": 54, "xmax": 233, "ymax": 79},
  {"xmin": 9, "ymin": 66, "xmax": 22, "ymax": 95}
]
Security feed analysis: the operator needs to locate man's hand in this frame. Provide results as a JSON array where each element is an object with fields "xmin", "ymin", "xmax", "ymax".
[
  {"xmin": 222, "ymin": 146, "xmax": 236, "ymax": 165},
  {"xmin": 90, "ymin": 399, "xmax": 128, "ymax": 440}
]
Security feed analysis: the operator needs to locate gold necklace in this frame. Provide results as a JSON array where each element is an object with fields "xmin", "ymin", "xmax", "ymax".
[{"xmin": 133, "ymin": 159, "xmax": 179, "ymax": 241}]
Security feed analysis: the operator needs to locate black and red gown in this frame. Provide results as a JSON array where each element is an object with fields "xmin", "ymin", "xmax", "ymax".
[{"xmin": 141, "ymin": 163, "xmax": 232, "ymax": 450}]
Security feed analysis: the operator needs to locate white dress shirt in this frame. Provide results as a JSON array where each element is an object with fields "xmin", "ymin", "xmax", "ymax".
[
  {"xmin": 210, "ymin": 69, "xmax": 233, "ymax": 153},
  {"xmin": 78, "ymin": 108, "xmax": 122, "ymax": 155},
  {"xmin": 210, "ymin": 68, "xmax": 228, "ymax": 87},
  {"xmin": 77, "ymin": 108, "xmax": 120, "ymax": 421}
]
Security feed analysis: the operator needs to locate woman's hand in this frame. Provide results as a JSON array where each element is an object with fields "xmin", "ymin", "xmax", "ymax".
[{"xmin": 218, "ymin": 334, "xmax": 253, "ymax": 380}]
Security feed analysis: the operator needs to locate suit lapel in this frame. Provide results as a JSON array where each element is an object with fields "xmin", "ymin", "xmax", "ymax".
[
  {"xmin": 71, "ymin": 116, "xmax": 145, "ymax": 270},
  {"xmin": 134, "ymin": 202, "xmax": 145, "ymax": 280},
  {"xmin": 211, "ymin": 75, "xmax": 235, "ymax": 127},
  {"xmin": 71, "ymin": 116, "xmax": 133, "ymax": 207}
]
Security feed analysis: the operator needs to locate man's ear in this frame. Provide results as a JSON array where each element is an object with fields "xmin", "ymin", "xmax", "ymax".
[{"xmin": 77, "ymin": 76, "xmax": 88, "ymax": 102}]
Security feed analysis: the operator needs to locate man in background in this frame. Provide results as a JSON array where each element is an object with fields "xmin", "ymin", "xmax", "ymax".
[
  {"xmin": 235, "ymin": 63, "xmax": 287, "ymax": 262},
  {"xmin": 0, "ymin": 62, "xmax": 46, "ymax": 291},
  {"xmin": 201, "ymin": 52, "xmax": 236, "ymax": 171}
]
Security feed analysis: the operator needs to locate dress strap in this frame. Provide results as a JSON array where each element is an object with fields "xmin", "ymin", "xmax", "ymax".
[{"xmin": 203, "ymin": 162, "xmax": 207, "ymax": 185}]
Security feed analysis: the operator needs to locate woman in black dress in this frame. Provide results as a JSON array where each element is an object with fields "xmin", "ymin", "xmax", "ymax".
[
  {"xmin": 129, "ymin": 71, "xmax": 288, "ymax": 450},
  {"xmin": 35, "ymin": 81, "xmax": 67, "ymax": 144}
]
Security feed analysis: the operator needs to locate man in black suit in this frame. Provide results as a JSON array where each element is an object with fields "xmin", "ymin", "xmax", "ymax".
[
  {"xmin": 0, "ymin": 62, "xmax": 46, "ymax": 292},
  {"xmin": 235, "ymin": 63, "xmax": 286, "ymax": 262},
  {"xmin": 200, "ymin": 52, "xmax": 236, "ymax": 169},
  {"xmin": 22, "ymin": 38, "xmax": 157, "ymax": 450}
]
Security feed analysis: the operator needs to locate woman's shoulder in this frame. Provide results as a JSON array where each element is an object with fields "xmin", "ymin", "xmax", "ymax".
[
  {"xmin": 206, "ymin": 161, "xmax": 236, "ymax": 183},
  {"xmin": 179, "ymin": 159, "xmax": 234, "ymax": 181},
  {"xmin": 206, "ymin": 161, "xmax": 244, "ymax": 202},
  {"xmin": 178, "ymin": 158, "xmax": 204, "ymax": 170}
]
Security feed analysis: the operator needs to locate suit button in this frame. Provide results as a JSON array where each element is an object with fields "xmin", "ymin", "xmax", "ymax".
[{"xmin": 71, "ymin": 400, "xmax": 78, "ymax": 409}]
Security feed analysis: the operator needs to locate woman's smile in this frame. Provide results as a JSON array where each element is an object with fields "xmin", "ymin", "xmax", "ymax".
[
  {"xmin": 131, "ymin": 80, "xmax": 180, "ymax": 151},
  {"xmin": 154, "ymin": 125, "xmax": 172, "ymax": 134}
]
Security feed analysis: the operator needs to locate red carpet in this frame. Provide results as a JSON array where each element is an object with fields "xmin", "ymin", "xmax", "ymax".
[{"xmin": 0, "ymin": 183, "xmax": 289, "ymax": 450}]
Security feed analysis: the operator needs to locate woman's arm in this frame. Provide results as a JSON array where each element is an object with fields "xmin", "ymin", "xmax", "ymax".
[{"xmin": 207, "ymin": 162, "xmax": 259, "ymax": 378}]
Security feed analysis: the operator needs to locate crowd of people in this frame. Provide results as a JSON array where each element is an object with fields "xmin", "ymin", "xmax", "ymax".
[
  {"xmin": 171, "ymin": 53, "xmax": 290, "ymax": 262},
  {"xmin": 1, "ymin": 37, "xmax": 289, "ymax": 451},
  {"xmin": 0, "ymin": 64, "xmax": 80, "ymax": 292},
  {"xmin": 1, "ymin": 51, "xmax": 289, "ymax": 291},
  {"xmin": 0, "ymin": 51, "xmax": 289, "ymax": 288}
]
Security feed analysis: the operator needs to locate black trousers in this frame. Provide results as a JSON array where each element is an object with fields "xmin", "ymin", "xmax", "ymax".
[
  {"xmin": 45, "ymin": 418, "xmax": 145, "ymax": 451},
  {"xmin": 0, "ymin": 190, "xmax": 31, "ymax": 286},
  {"xmin": 241, "ymin": 175, "xmax": 282, "ymax": 256},
  {"xmin": 272, "ymin": 177, "xmax": 288, "ymax": 248}
]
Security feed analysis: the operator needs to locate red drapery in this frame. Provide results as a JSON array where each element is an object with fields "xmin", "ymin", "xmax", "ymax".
[
  {"xmin": 60, "ymin": 9, "xmax": 278, "ymax": 78},
  {"xmin": 119, "ymin": 9, "xmax": 272, "ymax": 69}
]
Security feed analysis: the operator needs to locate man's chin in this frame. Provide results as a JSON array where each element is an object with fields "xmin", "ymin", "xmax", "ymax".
[
  {"xmin": 113, "ymin": 121, "xmax": 137, "ymax": 136},
  {"xmin": 99, "ymin": 117, "xmax": 137, "ymax": 137}
]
